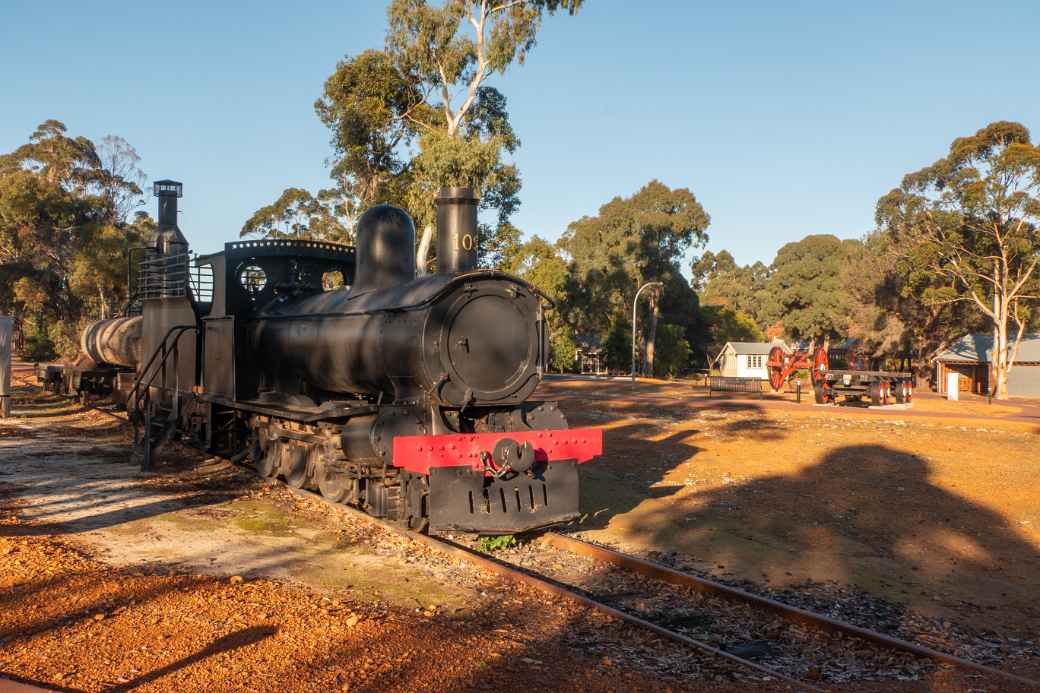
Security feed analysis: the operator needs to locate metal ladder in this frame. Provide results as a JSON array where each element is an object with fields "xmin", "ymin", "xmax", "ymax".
[{"xmin": 127, "ymin": 325, "xmax": 199, "ymax": 471}]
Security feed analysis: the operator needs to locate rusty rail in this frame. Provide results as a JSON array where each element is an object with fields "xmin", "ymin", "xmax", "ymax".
[
  {"xmin": 541, "ymin": 532, "xmax": 1039, "ymax": 689},
  {"xmin": 280, "ymin": 485, "xmax": 820, "ymax": 691}
]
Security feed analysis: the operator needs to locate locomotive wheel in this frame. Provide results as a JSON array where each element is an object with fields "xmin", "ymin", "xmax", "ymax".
[
  {"xmin": 813, "ymin": 385, "xmax": 827, "ymax": 404},
  {"xmin": 256, "ymin": 436, "xmax": 282, "ymax": 478},
  {"xmin": 868, "ymin": 382, "xmax": 882, "ymax": 406},
  {"xmin": 283, "ymin": 442, "xmax": 308, "ymax": 488},
  {"xmin": 766, "ymin": 346, "xmax": 787, "ymax": 391},
  {"xmin": 303, "ymin": 446, "xmax": 322, "ymax": 491},
  {"xmin": 811, "ymin": 347, "xmax": 829, "ymax": 385},
  {"xmin": 317, "ymin": 460, "xmax": 351, "ymax": 503}
]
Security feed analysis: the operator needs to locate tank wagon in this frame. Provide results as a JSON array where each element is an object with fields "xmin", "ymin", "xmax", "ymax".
[{"xmin": 53, "ymin": 181, "xmax": 602, "ymax": 534}]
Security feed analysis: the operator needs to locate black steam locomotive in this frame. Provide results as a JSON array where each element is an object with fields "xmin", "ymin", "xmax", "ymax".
[{"xmin": 52, "ymin": 181, "xmax": 601, "ymax": 534}]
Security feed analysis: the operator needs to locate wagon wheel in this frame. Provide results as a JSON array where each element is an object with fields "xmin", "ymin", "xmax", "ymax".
[
  {"xmin": 766, "ymin": 345, "xmax": 787, "ymax": 391},
  {"xmin": 810, "ymin": 346, "xmax": 829, "ymax": 385},
  {"xmin": 317, "ymin": 459, "xmax": 351, "ymax": 503},
  {"xmin": 283, "ymin": 442, "xmax": 309, "ymax": 488},
  {"xmin": 256, "ymin": 435, "xmax": 282, "ymax": 478},
  {"xmin": 869, "ymin": 382, "xmax": 882, "ymax": 407}
]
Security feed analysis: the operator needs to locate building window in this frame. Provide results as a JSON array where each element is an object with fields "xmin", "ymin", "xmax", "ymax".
[{"xmin": 747, "ymin": 355, "xmax": 762, "ymax": 369}]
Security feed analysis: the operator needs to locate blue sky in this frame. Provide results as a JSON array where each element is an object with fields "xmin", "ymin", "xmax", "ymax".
[{"xmin": 2, "ymin": 0, "xmax": 1038, "ymax": 271}]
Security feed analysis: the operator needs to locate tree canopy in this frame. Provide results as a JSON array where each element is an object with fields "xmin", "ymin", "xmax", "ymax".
[
  {"xmin": 246, "ymin": 0, "xmax": 582, "ymax": 271},
  {"xmin": 876, "ymin": 121, "xmax": 1040, "ymax": 397},
  {"xmin": 0, "ymin": 120, "xmax": 151, "ymax": 358},
  {"xmin": 560, "ymin": 179, "xmax": 710, "ymax": 373}
]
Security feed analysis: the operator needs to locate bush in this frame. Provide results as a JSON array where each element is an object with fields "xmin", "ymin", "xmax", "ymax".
[
  {"xmin": 477, "ymin": 535, "xmax": 516, "ymax": 552},
  {"xmin": 21, "ymin": 333, "xmax": 56, "ymax": 362},
  {"xmin": 48, "ymin": 320, "xmax": 84, "ymax": 360},
  {"xmin": 653, "ymin": 323, "xmax": 692, "ymax": 378},
  {"xmin": 550, "ymin": 327, "xmax": 577, "ymax": 372},
  {"xmin": 603, "ymin": 318, "xmax": 632, "ymax": 372}
]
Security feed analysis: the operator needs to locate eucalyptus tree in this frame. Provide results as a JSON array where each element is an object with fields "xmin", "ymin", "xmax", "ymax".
[
  {"xmin": 876, "ymin": 121, "xmax": 1040, "ymax": 398},
  {"xmin": 0, "ymin": 120, "xmax": 148, "ymax": 355},
  {"xmin": 387, "ymin": 0, "xmax": 582, "ymax": 270},
  {"xmin": 561, "ymin": 180, "xmax": 710, "ymax": 373}
]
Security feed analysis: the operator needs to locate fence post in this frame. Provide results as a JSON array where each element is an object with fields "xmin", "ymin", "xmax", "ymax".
[
  {"xmin": 796, "ymin": 379, "xmax": 802, "ymax": 404},
  {"xmin": 0, "ymin": 316, "xmax": 11, "ymax": 418}
]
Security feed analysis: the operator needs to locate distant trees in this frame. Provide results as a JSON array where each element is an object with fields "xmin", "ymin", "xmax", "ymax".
[
  {"xmin": 695, "ymin": 235, "xmax": 858, "ymax": 344},
  {"xmin": 560, "ymin": 180, "xmax": 710, "ymax": 376},
  {"xmin": 768, "ymin": 235, "xmax": 859, "ymax": 340},
  {"xmin": 0, "ymin": 120, "xmax": 151, "ymax": 358},
  {"xmin": 699, "ymin": 304, "xmax": 764, "ymax": 363},
  {"xmin": 240, "ymin": 188, "xmax": 352, "ymax": 242},
  {"xmin": 505, "ymin": 236, "xmax": 575, "ymax": 371},
  {"xmin": 692, "ymin": 250, "xmax": 773, "ymax": 327},
  {"xmin": 876, "ymin": 121, "xmax": 1040, "ymax": 398}
]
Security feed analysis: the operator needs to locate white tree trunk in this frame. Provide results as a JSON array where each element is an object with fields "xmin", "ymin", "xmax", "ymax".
[{"xmin": 416, "ymin": 223, "xmax": 434, "ymax": 276}]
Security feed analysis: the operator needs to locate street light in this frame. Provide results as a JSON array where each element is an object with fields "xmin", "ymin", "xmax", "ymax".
[{"xmin": 631, "ymin": 281, "xmax": 664, "ymax": 382}]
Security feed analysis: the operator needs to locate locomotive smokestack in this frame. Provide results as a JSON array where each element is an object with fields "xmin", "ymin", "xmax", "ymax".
[
  {"xmin": 154, "ymin": 179, "xmax": 182, "ymax": 229},
  {"xmin": 152, "ymin": 179, "xmax": 187, "ymax": 254},
  {"xmin": 435, "ymin": 187, "xmax": 478, "ymax": 275}
]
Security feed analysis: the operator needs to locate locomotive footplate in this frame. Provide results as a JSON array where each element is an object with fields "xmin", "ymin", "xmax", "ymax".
[
  {"xmin": 428, "ymin": 460, "xmax": 579, "ymax": 534},
  {"xmin": 393, "ymin": 427, "xmax": 602, "ymax": 534}
]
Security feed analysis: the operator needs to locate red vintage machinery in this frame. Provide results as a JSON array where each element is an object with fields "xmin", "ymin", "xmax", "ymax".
[
  {"xmin": 765, "ymin": 342, "xmax": 828, "ymax": 391},
  {"xmin": 767, "ymin": 341, "xmax": 914, "ymax": 405}
]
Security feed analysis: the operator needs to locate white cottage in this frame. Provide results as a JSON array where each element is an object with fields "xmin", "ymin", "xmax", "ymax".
[{"xmin": 715, "ymin": 341, "xmax": 789, "ymax": 379}]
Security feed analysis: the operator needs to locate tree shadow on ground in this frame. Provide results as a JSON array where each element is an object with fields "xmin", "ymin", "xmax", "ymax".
[
  {"xmin": 629, "ymin": 444, "xmax": 1040, "ymax": 633},
  {"xmin": 107, "ymin": 626, "xmax": 278, "ymax": 692}
]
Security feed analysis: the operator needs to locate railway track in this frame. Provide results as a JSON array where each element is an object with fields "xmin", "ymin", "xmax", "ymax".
[
  {"xmin": 15, "ymin": 380, "xmax": 1038, "ymax": 690},
  {"xmin": 280, "ymin": 476, "xmax": 1038, "ymax": 691},
  {"xmin": 281, "ymin": 483, "xmax": 820, "ymax": 691},
  {"xmin": 539, "ymin": 532, "xmax": 1039, "ymax": 689}
]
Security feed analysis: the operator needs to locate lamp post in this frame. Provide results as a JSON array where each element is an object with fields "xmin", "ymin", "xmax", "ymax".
[{"xmin": 631, "ymin": 281, "xmax": 663, "ymax": 382}]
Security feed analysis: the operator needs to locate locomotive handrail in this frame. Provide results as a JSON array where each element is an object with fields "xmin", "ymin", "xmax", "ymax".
[{"xmin": 127, "ymin": 324, "xmax": 200, "ymax": 423}]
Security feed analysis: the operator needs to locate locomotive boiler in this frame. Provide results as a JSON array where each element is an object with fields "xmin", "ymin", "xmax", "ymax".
[{"xmin": 54, "ymin": 181, "xmax": 601, "ymax": 534}]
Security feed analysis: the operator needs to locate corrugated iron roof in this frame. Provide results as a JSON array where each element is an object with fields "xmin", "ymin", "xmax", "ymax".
[
  {"xmin": 727, "ymin": 341, "xmax": 789, "ymax": 355},
  {"xmin": 936, "ymin": 333, "xmax": 1040, "ymax": 362}
]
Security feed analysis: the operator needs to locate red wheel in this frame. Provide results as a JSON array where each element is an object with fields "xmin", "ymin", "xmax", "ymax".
[
  {"xmin": 811, "ymin": 347, "xmax": 829, "ymax": 386},
  {"xmin": 766, "ymin": 345, "xmax": 787, "ymax": 391}
]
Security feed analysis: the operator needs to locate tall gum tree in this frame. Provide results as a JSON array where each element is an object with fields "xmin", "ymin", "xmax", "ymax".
[
  {"xmin": 561, "ymin": 180, "xmax": 710, "ymax": 374},
  {"xmin": 246, "ymin": 1, "xmax": 581, "ymax": 268},
  {"xmin": 387, "ymin": 0, "xmax": 582, "ymax": 270},
  {"xmin": 877, "ymin": 121, "xmax": 1040, "ymax": 399}
]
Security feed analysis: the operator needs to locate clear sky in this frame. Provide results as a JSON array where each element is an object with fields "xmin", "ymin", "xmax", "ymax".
[{"xmin": 2, "ymin": 0, "xmax": 1038, "ymax": 270}]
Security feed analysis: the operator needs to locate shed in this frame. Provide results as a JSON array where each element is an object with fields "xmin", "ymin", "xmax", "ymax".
[
  {"xmin": 934, "ymin": 333, "xmax": 1040, "ymax": 397},
  {"xmin": 716, "ymin": 340, "xmax": 789, "ymax": 379}
]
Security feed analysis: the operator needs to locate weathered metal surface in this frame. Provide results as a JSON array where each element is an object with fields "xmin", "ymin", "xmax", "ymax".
[
  {"xmin": 429, "ymin": 460, "xmax": 581, "ymax": 533},
  {"xmin": 392, "ymin": 428, "xmax": 602, "ymax": 474},
  {"xmin": 202, "ymin": 316, "xmax": 235, "ymax": 398},
  {"xmin": 80, "ymin": 316, "xmax": 143, "ymax": 368},
  {"xmin": 435, "ymin": 186, "xmax": 478, "ymax": 276},
  {"xmin": 353, "ymin": 204, "xmax": 416, "ymax": 292},
  {"xmin": 247, "ymin": 273, "xmax": 544, "ymax": 407}
]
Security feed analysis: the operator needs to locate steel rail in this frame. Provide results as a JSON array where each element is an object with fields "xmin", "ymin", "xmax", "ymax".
[
  {"xmin": 278, "ymin": 485, "xmax": 820, "ymax": 692},
  {"xmin": 23, "ymin": 369, "xmax": 1027, "ymax": 690},
  {"xmin": 542, "ymin": 532, "xmax": 1039, "ymax": 689}
]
